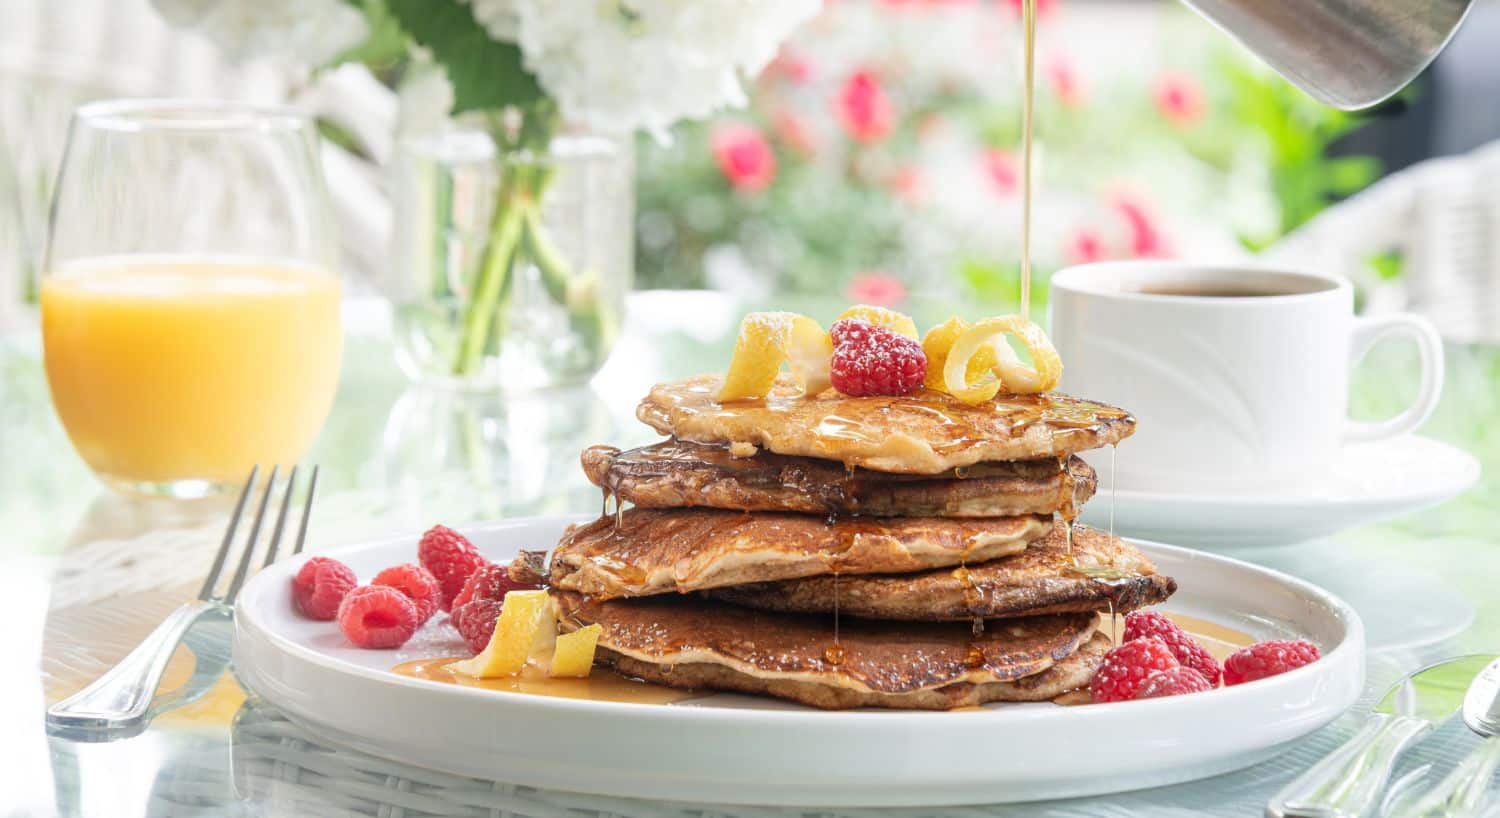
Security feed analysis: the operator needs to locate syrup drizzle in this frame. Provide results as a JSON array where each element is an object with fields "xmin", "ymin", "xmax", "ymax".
[
  {"xmin": 825, "ymin": 569, "xmax": 845, "ymax": 665},
  {"xmin": 1019, "ymin": 0, "xmax": 1037, "ymax": 320},
  {"xmin": 1108, "ymin": 443, "xmax": 1117, "ymax": 543}
]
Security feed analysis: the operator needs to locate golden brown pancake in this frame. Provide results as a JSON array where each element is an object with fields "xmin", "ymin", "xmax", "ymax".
[
  {"xmin": 710, "ymin": 524, "xmax": 1176, "ymax": 621},
  {"xmin": 637, "ymin": 375, "xmax": 1135, "ymax": 474},
  {"xmin": 600, "ymin": 634, "xmax": 1109, "ymax": 710},
  {"xmin": 549, "ymin": 508, "xmax": 1052, "ymax": 598},
  {"xmin": 582, "ymin": 441, "xmax": 1097, "ymax": 518},
  {"xmin": 553, "ymin": 590, "xmax": 1100, "ymax": 709}
]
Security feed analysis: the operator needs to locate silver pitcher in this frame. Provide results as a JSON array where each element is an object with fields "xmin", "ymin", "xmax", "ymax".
[{"xmin": 1183, "ymin": 0, "xmax": 1476, "ymax": 109}]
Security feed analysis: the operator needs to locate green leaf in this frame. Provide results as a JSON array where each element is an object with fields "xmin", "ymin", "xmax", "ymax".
[
  {"xmin": 385, "ymin": 0, "xmax": 544, "ymax": 116},
  {"xmin": 1368, "ymin": 250, "xmax": 1405, "ymax": 281},
  {"xmin": 1324, "ymin": 155, "xmax": 1382, "ymax": 195},
  {"xmin": 332, "ymin": 0, "xmax": 408, "ymax": 70},
  {"xmin": 316, "ymin": 117, "xmax": 369, "ymax": 160},
  {"xmin": 1238, "ymin": 233, "xmax": 1274, "ymax": 253},
  {"xmin": 956, "ymin": 257, "xmax": 1041, "ymax": 307}
]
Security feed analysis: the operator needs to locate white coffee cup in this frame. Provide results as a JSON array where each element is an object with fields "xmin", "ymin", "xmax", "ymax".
[{"xmin": 1049, "ymin": 261, "xmax": 1444, "ymax": 493}]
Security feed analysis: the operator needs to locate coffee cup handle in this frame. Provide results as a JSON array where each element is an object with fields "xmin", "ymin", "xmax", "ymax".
[{"xmin": 1345, "ymin": 313, "xmax": 1444, "ymax": 443}]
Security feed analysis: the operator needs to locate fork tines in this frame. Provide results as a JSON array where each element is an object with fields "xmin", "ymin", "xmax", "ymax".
[{"xmin": 199, "ymin": 464, "xmax": 320, "ymax": 606}]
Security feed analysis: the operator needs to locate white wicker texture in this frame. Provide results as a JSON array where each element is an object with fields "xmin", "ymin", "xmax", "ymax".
[{"xmin": 1265, "ymin": 140, "xmax": 1500, "ymax": 343}]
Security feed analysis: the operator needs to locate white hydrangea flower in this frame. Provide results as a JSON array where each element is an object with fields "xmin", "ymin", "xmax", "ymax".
[
  {"xmin": 152, "ymin": 0, "xmax": 368, "ymax": 65},
  {"xmin": 395, "ymin": 59, "xmax": 458, "ymax": 136},
  {"xmin": 505, "ymin": 0, "xmax": 819, "ymax": 136},
  {"xmin": 461, "ymin": 0, "xmax": 521, "ymax": 42}
]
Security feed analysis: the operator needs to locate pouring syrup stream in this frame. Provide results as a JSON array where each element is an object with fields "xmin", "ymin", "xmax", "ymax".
[{"xmin": 1019, "ymin": 0, "xmax": 1037, "ymax": 320}]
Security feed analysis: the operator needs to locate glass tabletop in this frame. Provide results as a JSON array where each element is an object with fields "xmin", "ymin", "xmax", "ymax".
[{"xmin": 3, "ymin": 291, "xmax": 1498, "ymax": 817}]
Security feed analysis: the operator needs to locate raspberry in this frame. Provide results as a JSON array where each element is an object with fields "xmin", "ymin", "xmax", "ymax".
[
  {"xmin": 829, "ymin": 319, "xmax": 927, "ymax": 397},
  {"xmin": 372, "ymin": 563, "xmax": 442, "ymax": 624},
  {"xmin": 1123, "ymin": 610, "xmax": 1223, "ymax": 685},
  {"xmin": 418, "ymin": 525, "xmax": 487, "ymax": 611},
  {"xmin": 1134, "ymin": 666, "xmax": 1213, "ymax": 700},
  {"xmin": 1090, "ymin": 636, "xmax": 1179, "ymax": 703},
  {"xmin": 451, "ymin": 562, "xmax": 538, "ymax": 610},
  {"xmin": 291, "ymin": 556, "xmax": 356, "ymax": 620},
  {"xmin": 451, "ymin": 598, "xmax": 504, "ymax": 654},
  {"xmin": 1223, "ymin": 640, "xmax": 1321, "ymax": 686},
  {"xmin": 337, "ymin": 586, "xmax": 419, "ymax": 649}
]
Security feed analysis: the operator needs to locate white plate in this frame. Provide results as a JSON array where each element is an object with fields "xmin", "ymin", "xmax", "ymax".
[
  {"xmin": 1079, "ymin": 435, "xmax": 1480, "ymax": 549},
  {"xmin": 234, "ymin": 515, "xmax": 1365, "ymax": 807}
]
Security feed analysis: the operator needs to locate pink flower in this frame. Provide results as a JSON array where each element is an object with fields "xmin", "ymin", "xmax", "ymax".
[
  {"xmin": 710, "ymin": 122, "xmax": 777, "ymax": 193},
  {"xmin": 834, "ymin": 70, "xmax": 895, "ymax": 144},
  {"xmin": 1047, "ymin": 56, "xmax": 1084, "ymax": 108},
  {"xmin": 1152, "ymin": 71, "xmax": 1206, "ymax": 128},
  {"xmin": 1064, "ymin": 227, "xmax": 1106, "ymax": 264},
  {"xmin": 983, "ymin": 148, "xmax": 1018, "ymax": 196},
  {"xmin": 767, "ymin": 49, "xmax": 814, "ymax": 84},
  {"xmin": 846, "ymin": 273, "xmax": 908, "ymax": 307},
  {"xmin": 1113, "ymin": 195, "xmax": 1172, "ymax": 258},
  {"xmin": 917, "ymin": 112, "xmax": 949, "ymax": 143},
  {"xmin": 773, "ymin": 110, "xmax": 818, "ymax": 158},
  {"xmin": 887, "ymin": 165, "xmax": 925, "ymax": 203}
]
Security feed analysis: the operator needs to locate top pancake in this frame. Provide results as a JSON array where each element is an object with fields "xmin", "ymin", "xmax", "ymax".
[{"xmin": 637, "ymin": 375, "xmax": 1136, "ymax": 474}]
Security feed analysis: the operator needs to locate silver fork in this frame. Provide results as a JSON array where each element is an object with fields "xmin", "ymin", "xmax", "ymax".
[{"xmin": 45, "ymin": 465, "xmax": 319, "ymax": 739}]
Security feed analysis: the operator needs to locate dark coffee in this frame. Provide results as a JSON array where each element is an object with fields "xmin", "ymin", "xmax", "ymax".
[{"xmin": 1134, "ymin": 282, "xmax": 1306, "ymax": 298}]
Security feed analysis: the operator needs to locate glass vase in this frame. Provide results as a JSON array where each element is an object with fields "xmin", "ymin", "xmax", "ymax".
[{"xmin": 386, "ymin": 129, "xmax": 632, "ymax": 391}]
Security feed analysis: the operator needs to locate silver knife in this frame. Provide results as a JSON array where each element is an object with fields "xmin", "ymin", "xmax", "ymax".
[
  {"xmin": 1383, "ymin": 656, "xmax": 1500, "ymax": 818},
  {"xmin": 1267, "ymin": 654, "xmax": 1494, "ymax": 818}
]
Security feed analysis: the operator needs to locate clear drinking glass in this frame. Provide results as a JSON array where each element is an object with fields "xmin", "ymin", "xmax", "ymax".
[{"xmin": 41, "ymin": 100, "xmax": 342, "ymax": 497}]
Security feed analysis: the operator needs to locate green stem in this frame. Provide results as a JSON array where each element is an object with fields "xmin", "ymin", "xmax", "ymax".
[
  {"xmin": 450, "ymin": 128, "xmax": 619, "ymax": 377},
  {"xmin": 522, "ymin": 203, "xmax": 571, "ymax": 305},
  {"xmin": 452, "ymin": 189, "xmax": 526, "ymax": 375},
  {"xmin": 521, "ymin": 202, "xmax": 618, "ymax": 354}
]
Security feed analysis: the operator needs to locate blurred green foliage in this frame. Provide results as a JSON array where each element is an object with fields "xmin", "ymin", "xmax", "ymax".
[
  {"xmin": 634, "ymin": 126, "xmax": 910, "ymax": 292},
  {"xmin": 1217, "ymin": 58, "xmax": 1385, "ymax": 252}
]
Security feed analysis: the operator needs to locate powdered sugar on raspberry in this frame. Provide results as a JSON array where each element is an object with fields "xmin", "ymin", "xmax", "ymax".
[{"xmin": 829, "ymin": 319, "xmax": 927, "ymax": 396}]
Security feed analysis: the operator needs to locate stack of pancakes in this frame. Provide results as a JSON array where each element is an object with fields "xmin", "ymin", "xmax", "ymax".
[{"xmin": 520, "ymin": 375, "xmax": 1177, "ymax": 710}]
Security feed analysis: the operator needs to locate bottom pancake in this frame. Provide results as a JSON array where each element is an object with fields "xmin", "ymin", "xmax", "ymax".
[
  {"xmin": 601, "ymin": 633, "xmax": 1109, "ymax": 710},
  {"xmin": 709, "ymin": 524, "xmax": 1176, "ymax": 621},
  {"xmin": 552, "ymin": 590, "xmax": 1098, "ymax": 700}
]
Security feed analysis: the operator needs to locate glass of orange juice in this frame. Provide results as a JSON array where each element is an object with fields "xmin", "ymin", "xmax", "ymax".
[{"xmin": 41, "ymin": 100, "xmax": 342, "ymax": 497}]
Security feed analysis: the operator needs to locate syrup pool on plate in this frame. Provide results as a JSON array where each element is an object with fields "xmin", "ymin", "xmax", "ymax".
[
  {"xmin": 1100, "ymin": 611, "xmax": 1254, "ymax": 661},
  {"xmin": 392, "ymin": 657, "xmax": 697, "ymax": 705},
  {"xmin": 41, "ymin": 256, "xmax": 342, "ymax": 495}
]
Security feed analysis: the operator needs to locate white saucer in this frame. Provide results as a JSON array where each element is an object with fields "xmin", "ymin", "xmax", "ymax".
[
  {"xmin": 1078, "ymin": 435, "xmax": 1480, "ymax": 550},
  {"xmin": 234, "ymin": 515, "xmax": 1363, "ymax": 807}
]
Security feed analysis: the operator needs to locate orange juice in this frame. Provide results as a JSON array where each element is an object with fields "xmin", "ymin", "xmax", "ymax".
[{"xmin": 41, "ymin": 257, "xmax": 342, "ymax": 491}]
